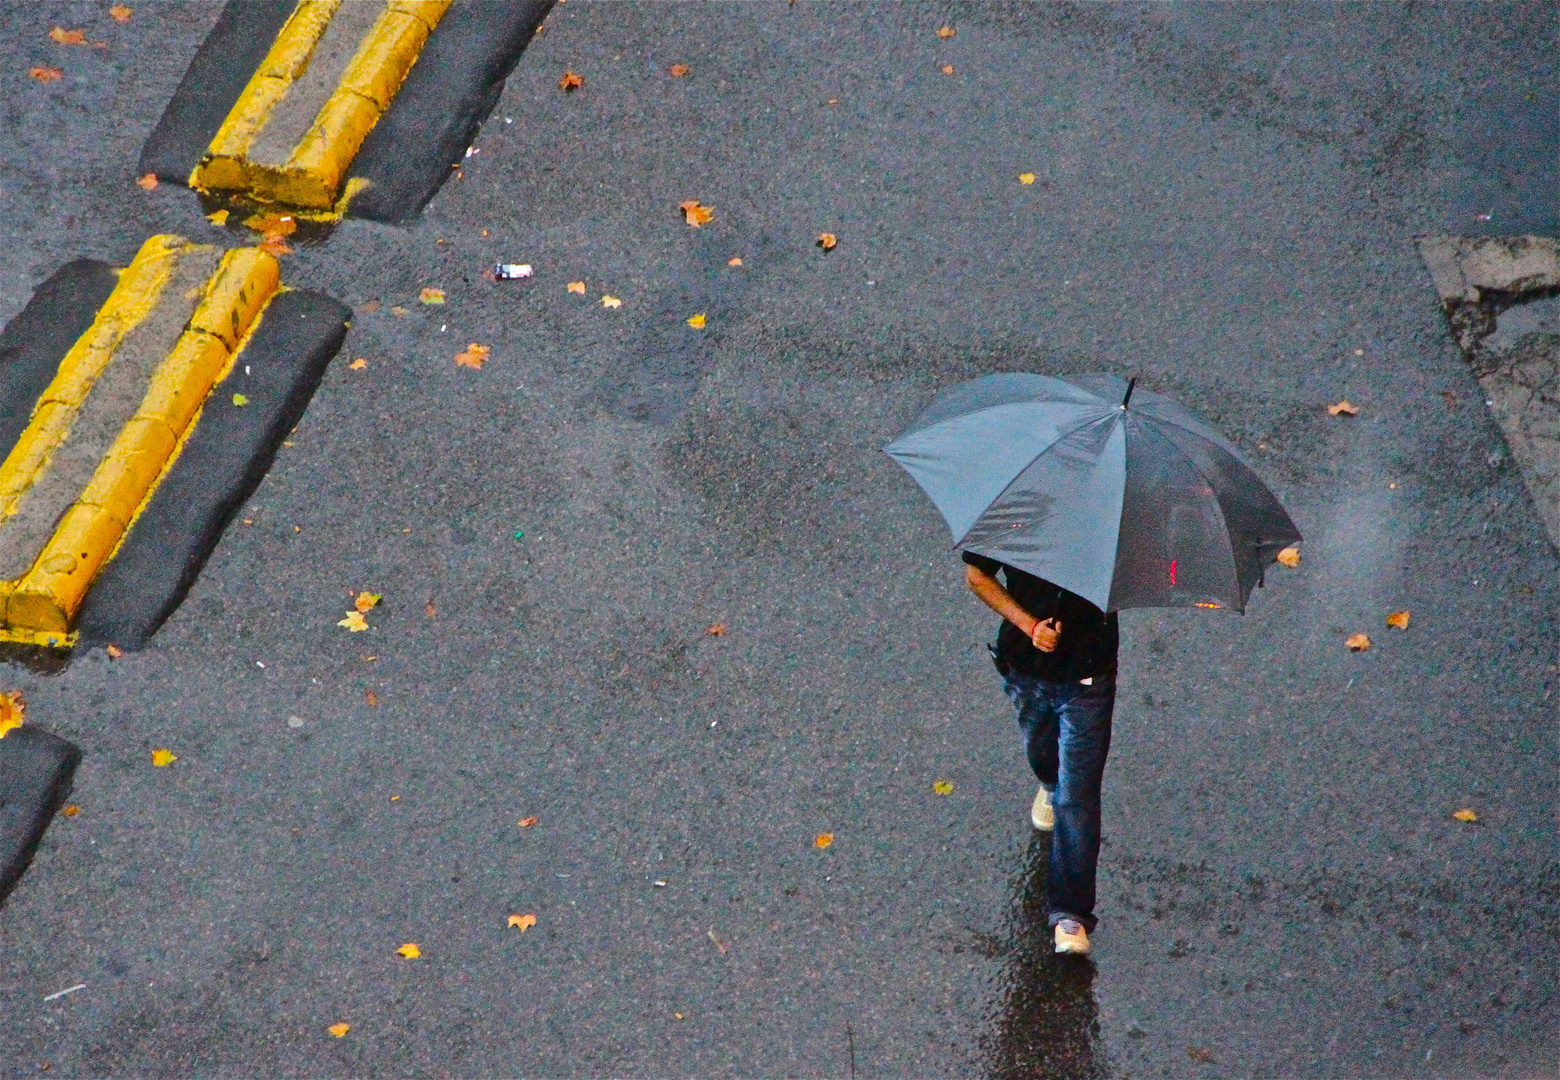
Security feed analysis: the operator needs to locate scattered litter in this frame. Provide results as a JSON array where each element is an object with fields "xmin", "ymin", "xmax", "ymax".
[
  {"xmin": 255, "ymin": 660, "xmax": 265, "ymax": 668},
  {"xmin": 514, "ymin": 530, "xmax": 524, "ymax": 539},
  {"xmin": 42, "ymin": 984, "xmax": 86, "ymax": 1003},
  {"xmin": 494, "ymin": 263, "xmax": 532, "ymax": 279},
  {"xmin": 653, "ymin": 880, "xmax": 667, "ymax": 887},
  {"xmin": 709, "ymin": 721, "xmax": 718, "ymax": 729},
  {"xmin": 287, "ymin": 716, "xmax": 304, "ymax": 728}
]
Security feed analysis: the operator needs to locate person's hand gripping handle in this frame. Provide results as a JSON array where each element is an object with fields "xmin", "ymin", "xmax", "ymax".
[{"xmin": 1030, "ymin": 617, "xmax": 1061, "ymax": 653}]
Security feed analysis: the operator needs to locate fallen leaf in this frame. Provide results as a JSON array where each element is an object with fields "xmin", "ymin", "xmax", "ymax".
[
  {"xmin": 50, "ymin": 27, "xmax": 88, "ymax": 45},
  {"xmin": 1188, "ymin": 1047, "xmax": 1214, "ymax": 1064},
  {"xmin": 1345, "ymin": 633, "xmax": 1371, "ymax": 652},
  {"xmin": 1386, "ymin": 610, "xmax": 1411, "ymax": 630},
  {"xmin": 705, "ymin": 623, "xmax": 726, "ymax": 636},
  {"xmin": 360, "ymin": 300, "xmax": 380, "ymax": 313},
  {"xmin": 0, "ymin": 691, "xmax": 23, "ymax": 739},
  {"xmin": 419, "ymin": 287, "xmax": 445, "ymax": 304},
  {"xmin": 151, "ymin": 748, "xmax": 176, "ymax": 767},
  {"xmin": 110, "ymin": 5, "xmax": 133, "ymax": 22},
  {"xmin": 936, "ymin": 24, "xmax": 956, "ymax": 38},
  {"xmin": 932, "ymin": 779, "xmax": 955, "ymax": 796},
  {"xmin": 814, "ymin": 833, "xmax": 833, "ymax": 849},
  {"xmin": 338, "ymin": 611, "xmax": 368, "ymax": 632},
  {"xmin": 231, "ymin": 393, "xmax": 248, "ymax": 406},
  {"xmin": 206, "ymin": 209, "xmax": 229, "ymax": 226},
  {"xmin": 353, "ymin": 592, "xmax": 381, "ymax": 613},
  {"xmin": 390, "ymin": 305, "xmax": 408, "ymax": 316},
  {"xmin": 1452, "ymin": 808, "xmax": 1478, "ymax": 823},
  {"xmin": 941, "ymin": 64, "xmax": 955, "ymax": 75},
  {"xmin": 349, "ymin": 358, "xmax": 368, "ymax": 370},
  {"xmin": 728, "ymin": 257, "xmax": 743, "ymax": 267},
  {"xmin": 686, "ymin": 313, "xmax": 706, "ymax": 329},
  {"xmin": 106, "ymin": 644, "xmax": 124, "ymax": 658},
  {"xmin": 518, "ymin": 816, "xmax": 538, "ymax": 828},
  {"xmin": 327, "ymin": 1022, "xmax": 350, "ymax": 1038},
  {"xmin": 567, "ymin": 280, "xmax": 586, "ymax": 294},
  {"xmin": 424, "ymin": 600, "xmax": 437, "ymax": 617},
  {"xmin": 61, "ymin": 805, "xmax": 79, "ymax": 816},
  {"xmin": 29, "ymin": 67, "xmax": 64, "ymax": 83},
  {"xmin": 134, "ymin": 174, "xmax": 161, "ymax": 192},
  {"xmin": 455, "ymin": 343, "xmax": 490, "ymax": 369},
  {"xmin": 601, "ymin": 294, "xmax": 622, "ymax": 308},
  {"xmin": 259, "ymin": 234, "xmax": 291, "ymax": 256},
  {"xmin": 246, "ymin": 213, "xmax": 295, "ymax": 236},
  {"xmin": 509, "ymin": 913, "xmax": 537, "ymax": 932},
  {"xmin": 669, "ymin": 63, "xmax": 690, "ymax": 77},
  {"xmin": 559, "ymin": 70, "xmax": 583, "ymax": 91},
  {"xmin": 1019, "ymin": 172, "xmax": 1036, "ymax": 184},
  {"xmin": 679, "ymin": 200, "xmax": 714, "ymax": 227},
  {"xmin": 816, "ymin": 232, "xmax": 837, "ymax": 251},
  {"xmin": 1276, "ymin": 545, "xmax": 1301, "ymax": 568},
  {"xmin": 364, "ymin": 689, "xmax": 379, "ymax": 706},
  {"xmin": 1327, "ymin": 399, "xmax": 1359, "ymax": 417},
  {"xmin": 396, "ymin": 943, "xmax": 420, "ymax": 959}
]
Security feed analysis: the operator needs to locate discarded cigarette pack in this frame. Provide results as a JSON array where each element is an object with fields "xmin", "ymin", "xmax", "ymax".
[{"xmin": 494, "ymin": 263, "xmax": 533, "ymax": 280}]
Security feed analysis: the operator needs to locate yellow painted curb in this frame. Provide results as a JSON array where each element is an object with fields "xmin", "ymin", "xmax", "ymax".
[
  {"xmin": 193, "ymin": 0, "xmax": 451, "ymax": 210},
  {"xmin": 3, "ymin": 245, "xmax": 280, "ymax": 634}
]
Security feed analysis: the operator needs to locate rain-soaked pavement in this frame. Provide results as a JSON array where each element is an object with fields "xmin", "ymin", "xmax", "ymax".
[{"xmin": 0, "ymin": 3, "xmax": 1555, "ymax": 1076}]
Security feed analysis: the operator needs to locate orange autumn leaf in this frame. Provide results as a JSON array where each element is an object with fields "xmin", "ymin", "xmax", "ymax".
[
  {"xmin": 728, "ymin": 257, "xmax": 743, "ymax": 267},
  {"xmin": 705, "ymin": 623, "xmax": 726, "ymax": 636},
  {"xmin": 424, "ymin": 600, "xmax": 437, "ymax": 617},
  {"xmin": 517, "ymin": 816, "xmax": 538, "ymax": 828},
  {"xmin": 941, "ymin": 64, "xmax": 954, "ymax": 75},
  {"xmin": 509, "ymin": 913, "xmax": 537, "ymax": 932},
  {"xmin": 106, "ymin": 644, "xmax": 124, "ymax": 658},
  {"xmin": 936, "ymin": 25, "xmax": 956, "ymax": 38},
  {"xmin": 61, "ymin": 804, "xmax": 80, "ymax": 817},
  {"xmin": 419, "ymin": 287, "xmax": 445, "ymax": 304},
  {"xmin": 1327, "ymin": 399, "xmax": 1359, "ymax": 417},
  {"xmin": 669, "ymin": 63, "xmax": 690, "ymax": 77},
  {"xmin": 816, "ymin": 232, "xmax": 837, "ymax": 251},
  {"xmin": 814, "ymin": 832, "xmax": 833, "ymax": 849},
  {"xmin": 328, "ymin": 1022, "xmax": 350, "ymax": 1038},
  {"xmin": 349, "ymin": 358, "xmax": 368, "ymax": 370},
  {"xmin": 455, "ymin": 343, "xmax": 490, "ymax": 369},
  {"xmin": 0, "ymin": 690, "xmax": 23, "ymax": 739},
  {"xmin": 50, "ymin": 27, "xmax": 88, "ymax": 45},
  {"xmin": 686, "ymin": 313, "xmax": 706, "ymax": 329},
  {"xmin": 259, "ymin": 234, "xmax": 292, "ymax": 256},
  {"xmin": 365, "ymin": 689, "xmax": 379, "ymax": 706},
  {"xmin": 567, "ymin": 280, "xmax": 586, "ymax": 294},
  {"xmin": 134, "ymin": 172, "xmax": 158, "ymax": 190},
  {"xmin": 1345, "ymin": 633, "xmax": 1371, "ymax": 652},
  {"xmin": 354, "ymin": 591, "xmax": 381, "ymax": 612},
  {"xmin": 1451, "ymin": 808, "xmax": 1478, "ymax": 823},
  {"xmin": 151, "ymin": 748, "xmax": 177, "ymax": 767},
  {"xmin": 1386, "ymin": 610, "xmax": 1411, "ymax": 630},
  {"xmin": 1275, "ymin": 545, "xmax": 1300, "ymax": 568},
  {"xmin": 29, "ymin": 67, "xmax": 64, "ymax": 83},
  {"xmin": 559, "ymin": 70, "xmax": 583, "ymax": 91},
  {"xmin": 110, "ymin": 6, "xmax": 133, "ymax": 22},
  {"xmin": 396, "ymin": 943, "xmax": 420, "ymax": 959},
  {"xmin": 679, "ymin": 200, "xmax": 714, "ymax": 227}
]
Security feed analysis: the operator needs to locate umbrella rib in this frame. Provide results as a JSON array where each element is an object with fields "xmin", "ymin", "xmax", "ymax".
[{"xmin": 949, "ymin": 411, "xmax": 1117, "ymax": 551}]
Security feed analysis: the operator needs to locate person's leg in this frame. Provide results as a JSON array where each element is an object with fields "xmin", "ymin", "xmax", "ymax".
[
  {"xmin": 1004, "ymin": 673, "xmax": 1060, "ymax": 788},
  {"xmin": 1047, "ymin": 675, "xmax": 1117, "ymax": 934}
]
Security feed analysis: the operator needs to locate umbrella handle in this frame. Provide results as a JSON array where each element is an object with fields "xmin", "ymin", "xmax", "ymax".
[{"xmin": 1121, "ymin": 378, "xmax": 1136, "ymax": 408}]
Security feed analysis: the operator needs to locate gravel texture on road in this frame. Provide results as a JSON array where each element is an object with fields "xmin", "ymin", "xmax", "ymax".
[{"xmin": 0, "ymin": 3, "xmax": 1555, "ymax": 1077}]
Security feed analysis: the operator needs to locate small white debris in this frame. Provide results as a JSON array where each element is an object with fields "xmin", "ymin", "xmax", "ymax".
[
  {"xmin": 244, "ymin": 365, "xmax": 251, "ymax": 375},
  {"xmin": 439, "ymin": 324, "xmax": 446, "ymax": 332},
  {"xmin": 504, "ymin": 117, "xmax": 513, "ymax": 124},
  {"xmin": 43, "ymin": 984, "xmax": 86, "ymax": 1002},
  {"xmin": 256, "ymin": 661, "xmax": 265, "ymax": 668},
  {"xmin": 465, "ymin": 146, "xmax": 479, "ymax": 158},
  {"xmin": 710, "ymin": 720, "xmax": 718, "ymax": 728},
  {"xmin": 287, "ymin": 716, "xmax": 304, "ymax": 728},
  {"xmin": 494, "ymin": 263, "xmax": 533, "ymax": 280},
  {"xmin": 653, "ymin": 880, "xmax": 667, "ymax": 887}
]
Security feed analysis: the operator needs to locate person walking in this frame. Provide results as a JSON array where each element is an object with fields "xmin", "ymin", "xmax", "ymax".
[{"xmin": 963, "ymin": 551, "xmax": 1118, "ymax": 956}]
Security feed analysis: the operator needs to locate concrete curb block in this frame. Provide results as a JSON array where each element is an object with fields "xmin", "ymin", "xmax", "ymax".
[
  {"xmin": 78, "ymin": 290, "xmax": 350, "ymax": 650},
  {"xmin": 191, "ymin": 0, "xmax": 453, "ymax": 210},
  {"xmin": 0, "ymin": 239, "xmax": 280, "ymax": 641},
  {"xmin": 0, "ymin": 726, "xmax": 81, "ymax": 910}
]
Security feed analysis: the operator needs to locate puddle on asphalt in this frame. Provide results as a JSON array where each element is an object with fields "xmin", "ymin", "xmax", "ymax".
[{"xmin": 981, "ymin": 832, "xmax": 1108, "ymax": 1080}]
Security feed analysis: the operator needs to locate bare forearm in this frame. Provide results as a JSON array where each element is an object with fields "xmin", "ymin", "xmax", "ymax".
[{"xmin": 966, "ymin": 565, "xmax": 1038, "ymax": 637}]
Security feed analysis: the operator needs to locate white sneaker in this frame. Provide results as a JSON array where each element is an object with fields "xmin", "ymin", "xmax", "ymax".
[
  {"xmin": 1054, "ymin": 918, "xmax": 1090, "ymax": 955},
  {"xmin": 1031, "ymin": 784, "xmax": 1055, "ymax": 831}
]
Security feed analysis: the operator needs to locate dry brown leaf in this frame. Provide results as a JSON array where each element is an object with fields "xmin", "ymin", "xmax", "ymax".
[
  {"xmin": 419, "ymin": 287, "xmax": 445, "ymax": 304},
  {"xmin": 61, "ymin": 804, "xmax": 80, "ymax": 816},
  {"xmin": 349, "ymin": 358, "xmax": 368, "ymax": 370},
  {"xmin": 0, "ymin": 691, "xmax": 23, "ymax": 739},
  {"xmin": 1385, "ymin": 610, "xmax": 1411, "ymax": 630},
  {"xmin": 814, "ymin": 832, "xmax": 833, "ymax": 849},
  {"xmin": 397, "ymin": 943, "xmax": 419, "ymax": 958},
  {"xmin": 728, "ymin": 257, "xmax": 743, "ymax": 267},
  {"xmin": 354, "ymin": 591, "xmax": 381, "ymax": 612},
  {"xmin": 151, "ymin": 748, "xmax": 176, "ymax": 767},
  {"xmin": 1188, "ymin": 1047, "xmax": 1214, "ymax": 1064},
  {"xmin": 328, "ymin": 1022, "xmax": 350, "ymax": 1038},
  {"xmin": 1345, "ymin": 633, "xmax": 1371, "ymax": 652},
  {"xmin": 669, "ymin": 63, "xmax": 690, "ymax": 77},
  {"xmin": 559, "ymin": 70, "xmax": 583, "ymax": 91},
  {"xmin": 941, "ymin": 64, "xmax": 954, "ymax": 75},
  {"xmin": 29, "ymin": 66, "xmax": 64, "ymax": 83},
  {"xmin": 1452, "ymin": 808, "xmax": 1478, "ymax": 823},
  {"xmin": 391, "ymin": 305, "xmax": 408, "ymax": 316},
  {"xmin": 567, "ymin": 280, "xmax": 585, "ymax": 294},
  {"xmin": 1327, "ymin": 399, "xmax": 1359, "ymax": 417},
  {"xmin": 705, "ymin": 623, "xmax": 726, "ymax": 636},
  {"xmin": 106, "ymin": 644, "xmax": 124, "ymax": 658},
  {"xmin": 365, "ymin": 689, "xmax": 379, "ymax": 706},
  {"xmin": 936, "ymin": 24, "xmax": 956, "ymax": 38},
  {"xmin": 1276, "ymin": 545, "xmax": 1301, "ymax": 568},
  {"xmin": 360, "ymin": 300, "xmax": 380, "ymax": 313},
  {"xmin": 509, "ymin": 913, "xmax": 537, "ymax": 931},
  {"xmin": 455, "ymin": 343, "xmax": 490, "ymax": 369},
  {"xmin": 679, "ymin": 200, "xmax": 714, "ymax": 227},
  {"xmin": 109, "ymin": 6, "xmax": 133, "ymax": 22},
  {"xmin": 424, "ymin": 600, "xmax": 437, "ymax": 617},
  {"xmin": 518, "ymin": 816, "xmax": 538, "ymax": 828},
  {"xmin": 50, "ymin": 27, "xmax": 88, "ymax": 45},
  {"xmin": 816, "ymin": 232, "xmax": 837, "ymax": 251}
]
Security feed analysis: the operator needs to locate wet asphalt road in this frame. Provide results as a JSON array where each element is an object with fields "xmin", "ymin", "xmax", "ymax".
[{"xmin": 1, "ymin": 3, "xmax": 1558, "ymax": 1077}]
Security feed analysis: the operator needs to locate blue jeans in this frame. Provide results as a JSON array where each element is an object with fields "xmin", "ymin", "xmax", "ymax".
[{"xmin": 1004, "ymin": 670, "xmax": 1116, "ymax": 933}]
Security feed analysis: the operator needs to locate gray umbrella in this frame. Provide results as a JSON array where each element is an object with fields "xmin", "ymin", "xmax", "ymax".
[{"xmin": 884, "ymin": 372, "xmax": 1301, "ymax": 613}]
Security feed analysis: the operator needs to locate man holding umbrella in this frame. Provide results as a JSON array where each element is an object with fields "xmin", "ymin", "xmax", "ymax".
[{"xmin": 886, "ymin": 372, "xmax": 1300, "ymax": 956}]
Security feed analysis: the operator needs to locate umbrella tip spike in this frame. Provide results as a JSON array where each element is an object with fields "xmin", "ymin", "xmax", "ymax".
[{"xmin": 1121, "ymin": 377, "xmax": 1136, "ymax": 409}]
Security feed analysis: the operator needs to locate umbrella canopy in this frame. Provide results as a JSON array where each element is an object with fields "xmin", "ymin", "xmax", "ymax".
[{"xmin": 884, "ymin": 372, "xmax": 1301, "ymax": 613}]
